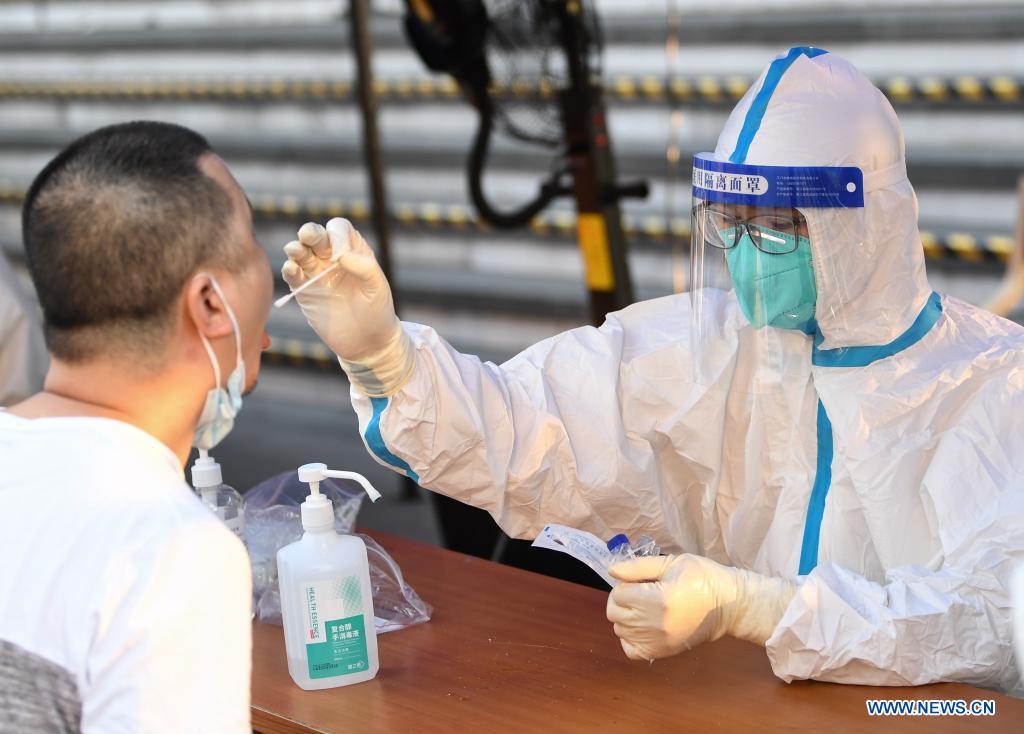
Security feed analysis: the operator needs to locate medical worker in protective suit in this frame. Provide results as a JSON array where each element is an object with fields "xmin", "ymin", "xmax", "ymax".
[
  {"xmin": 281, "ymin": 48, "xmax": 1024, "ymax": 694},
  {"xmin": 0, "ymin": 251, "xmax": 47, "ymax": 405}
]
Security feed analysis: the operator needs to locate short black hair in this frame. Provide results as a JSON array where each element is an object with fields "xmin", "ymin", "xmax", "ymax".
[{"xmin": 22, "ymin": 120, "xmax": 244, "ymax": 363}]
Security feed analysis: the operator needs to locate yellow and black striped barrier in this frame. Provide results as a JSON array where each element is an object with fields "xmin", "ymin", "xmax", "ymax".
[
  {"xmin": 262, "ymin": 337, "xmax": 339, "ymax": 371},
  {"xmin": 0, "ymin": 74, "xmax": 1019, "ymax": 107},
  {"xmin": 881, "ymin": 75, "xmax": 1023, "ymax": 105},
  {"xmin": 0, "ymin": 183, "xmax": 1015, "ymax": 265},
  {"xmin": 0, "ymin": 184, "xmax": 23, "ymax": 206},
  {"xmin": 250, "ymin": 194, "xmax": 1018, "ymax": 266}
]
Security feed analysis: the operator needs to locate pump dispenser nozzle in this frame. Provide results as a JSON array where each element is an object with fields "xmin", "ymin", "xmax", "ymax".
[
  {"xmin": 191, "ymin": 448, "xmax": 223, "ymax": 490},
  {"xmin": 188, "ymin": 449, "xmax": 246, "ymax": 543},
  {"xmin": 297, "ymin": 463, "xmax": 381, "ymax": 531}
]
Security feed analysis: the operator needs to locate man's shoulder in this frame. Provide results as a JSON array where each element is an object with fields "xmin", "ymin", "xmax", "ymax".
[
  {"xmin": 0, "ymin": 415, "xmax": 182, "ymax": 490},
  {"xmin": 0, "ymin": 415, "xmax": 221, "ymax": 549}
]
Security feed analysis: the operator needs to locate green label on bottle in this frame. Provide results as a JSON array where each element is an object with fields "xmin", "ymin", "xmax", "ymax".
[{"xmin": 303, "ymin": 577, "xmax": 369, "ymax": 679}]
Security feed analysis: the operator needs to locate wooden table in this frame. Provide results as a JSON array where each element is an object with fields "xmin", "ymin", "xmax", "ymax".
[{"xmin": 252, "ymin": 532, "xmax": 1024, "ymax": 733}]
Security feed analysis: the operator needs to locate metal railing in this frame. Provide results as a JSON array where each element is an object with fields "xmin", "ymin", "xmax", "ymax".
[
  {"xmin": 0, "ymin": 75, "xmax": 1019, "ymax": 109},
  {"xmin": 1, "ymin": 5, "xmax": 1021, "ymax": 49},
  {"xmin": 0, "ymin": 183, "xmax": 1013, "ymax": 266},
  {"xmin": 0, "ymin": 127, "xmax": 1016, "ymax": 190}
]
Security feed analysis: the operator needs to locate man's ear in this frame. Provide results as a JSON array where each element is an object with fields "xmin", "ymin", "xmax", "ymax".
[{"xmin": 184, "ymin": 273, "xmax": 235, "ymax": 340}]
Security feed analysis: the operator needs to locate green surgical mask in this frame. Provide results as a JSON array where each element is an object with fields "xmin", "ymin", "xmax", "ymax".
[{"xmin": 723, "ymin": 227, "xmax": 817, "ymax": 331}]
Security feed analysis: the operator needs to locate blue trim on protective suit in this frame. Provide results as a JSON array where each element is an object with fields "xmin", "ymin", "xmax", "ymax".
[
  {"xmin": 798, "ymin": 291, "xmax": 944, "ymax": 574},
  {"xmin": 365, "ymin": 397, "xmax": 420, "ymax": 482},
  {"xmin": 812, "ymin": 292, "xmax": 943, "ymax": 368},
  {"xmin": 729, "ymin": 46, "xmax": 828, "ymax": 164},
  {"xmin": 799, "ymin": 400, "xmax": 833, "ymax": 575}
]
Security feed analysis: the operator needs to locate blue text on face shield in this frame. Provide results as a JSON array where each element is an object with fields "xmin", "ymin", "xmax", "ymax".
[{"xmin": 724, "ymin": 228, "xmax": 817, "ymax": 331}]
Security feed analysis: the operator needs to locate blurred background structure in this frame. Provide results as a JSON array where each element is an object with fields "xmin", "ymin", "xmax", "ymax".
[{"xmin": 1, "ymin": 0, "xmax": 1021, "ymax": 575}]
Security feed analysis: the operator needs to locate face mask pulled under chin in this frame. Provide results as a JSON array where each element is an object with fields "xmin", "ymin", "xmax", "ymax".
[{"xmin": 193, "ymin": 275, "xmax": 246, "ymax": 452}]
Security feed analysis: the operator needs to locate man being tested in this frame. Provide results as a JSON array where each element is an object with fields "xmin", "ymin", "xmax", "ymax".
[
  {"xmin": 0, "ymin": 121, "xmax": 273, "ymax": 732},
  {"xmin": 282, "ymin": 49, "xmax": 1024, "ymax": 693}
]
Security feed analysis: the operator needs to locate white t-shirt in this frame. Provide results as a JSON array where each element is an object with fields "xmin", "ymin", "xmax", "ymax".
[{"xmin": 0, "ymin": 412, "xmax": 252, "ymax": 733}]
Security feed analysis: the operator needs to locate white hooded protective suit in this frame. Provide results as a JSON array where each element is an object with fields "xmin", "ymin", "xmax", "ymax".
[
  {"xmin": 0, "ymin": 252, "xmax": 46, "ymax": 406},
  {"xmin": 350, "ymin": 49, "xmax": 1024, "ymax": 693}
]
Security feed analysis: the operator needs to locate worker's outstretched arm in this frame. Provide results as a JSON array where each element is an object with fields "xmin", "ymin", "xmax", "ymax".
[{"xmin": 282, "ymin": 219, "xmax": 688, "ymax": 542}]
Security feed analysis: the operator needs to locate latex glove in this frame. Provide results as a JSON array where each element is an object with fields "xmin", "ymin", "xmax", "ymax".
[
  {"xmin": 282, "ymin": 218, "xmax": 415, "ymax": 397},
  {"xmin": 606, "ymin": 554, "xmax": 796, "ymax": 661}
]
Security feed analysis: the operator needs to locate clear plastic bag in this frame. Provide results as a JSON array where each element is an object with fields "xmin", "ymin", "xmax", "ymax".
[
  {"xmin": 244, "ymin": 471, "xmax": 432, "ymax": 633},
  {"xmin": 606, "ymin": 533, "xmax": 661, "ymax": 564}
]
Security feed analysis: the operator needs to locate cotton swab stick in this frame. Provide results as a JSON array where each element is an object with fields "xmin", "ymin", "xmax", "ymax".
[{"xmin": 274, "ymin": 260, "xmax": 341, "ymax": 308}]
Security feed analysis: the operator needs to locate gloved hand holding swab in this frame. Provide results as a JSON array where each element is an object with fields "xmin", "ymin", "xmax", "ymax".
[
  {"xmin": 278, "ymin": 217, "xmax": 415, "ymax": 395},
  {"xmin": 273, "ymin": 260, "xmax": 340, "ymax": 308}
]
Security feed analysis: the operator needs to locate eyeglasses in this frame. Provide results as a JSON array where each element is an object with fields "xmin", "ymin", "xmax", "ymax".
[{"xmin": 698, "ymin": 207, "xmax": 805, "ymax": 255}]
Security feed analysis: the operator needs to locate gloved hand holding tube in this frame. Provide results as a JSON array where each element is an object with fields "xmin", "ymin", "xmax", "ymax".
[
  {"xmin": 606, "ymin": 554, "xmax": 796, "ymax": 661},
  {"xmin": 280, "ymin": 218, "xmax": 415, "ymax": 397}
]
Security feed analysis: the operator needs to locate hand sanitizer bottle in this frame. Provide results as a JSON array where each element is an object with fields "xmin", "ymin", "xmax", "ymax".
[
  {"xmin": 190, "ymin": 449, "xmax": 245, "ymax": 543},
  {"xmin": 278, "ymin": 463, "xmax": 382, "ymax": 690}
]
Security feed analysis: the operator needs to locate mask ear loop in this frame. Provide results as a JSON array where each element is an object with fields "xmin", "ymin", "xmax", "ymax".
[
  {"xmin": 197, "ymin": 272, "xmax": 243, "ymax": 375},
  {"xmin": 199, "ymin": 330, "xmax": 224, "ymax": 392},
  {"xmin": 196, "ymin": 329, "xmax": 223, "ymax": 459}
]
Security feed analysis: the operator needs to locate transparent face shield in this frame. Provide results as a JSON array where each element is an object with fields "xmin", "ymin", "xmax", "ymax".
[{"xmin": 689, "ymin": 153, "xmax": 867, "ymax": 391}]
